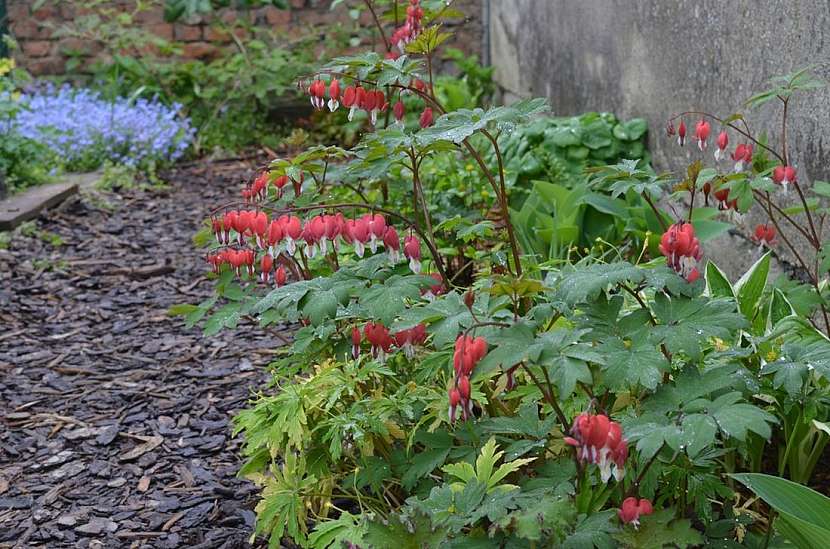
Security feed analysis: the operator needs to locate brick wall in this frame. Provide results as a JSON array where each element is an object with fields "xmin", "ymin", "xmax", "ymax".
[{"xmin": 5, "ymin": 0, "xmax": 483, "ymax": 77}]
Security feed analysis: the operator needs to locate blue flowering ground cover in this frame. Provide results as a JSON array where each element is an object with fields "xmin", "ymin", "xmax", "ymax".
[{"xmin": 11, "ymin": 86, "xmax": 195, "ymax": 172}]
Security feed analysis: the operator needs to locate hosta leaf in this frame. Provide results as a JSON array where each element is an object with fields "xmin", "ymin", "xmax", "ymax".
[
  {"xmin": 706, "ymin": 261, "xmax": 735, "ymax": 298},
  {"xmin": 735, "ymin": 251, "xmax": 770, "ymax": 320},
  {"xmin": 732, "ymin": 473, "xmax": 830, "ymax": 549}
]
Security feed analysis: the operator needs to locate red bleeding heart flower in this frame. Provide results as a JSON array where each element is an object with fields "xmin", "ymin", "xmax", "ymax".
[
  {"xmin": 448, "ymin": 387, "xmax": 461, "ymax": 422},
  {"xmin": 344, "ymin": 217, "xmax": 370, "ymax": 257},
  {"xmin": 275, "ymin": 265, "xmax": 287, "ymax": 287},
  {"xmin": 391, "ymin": 0, "xmax": 424, "ymax": 51},
  {"xmin": 659, "ymin": 222, "xmax": 702, "ymax": 282},
  {"xmin": 280, "ymin": 215, "xmax": 302, "ymax": 255},
  {"xmin": 421, "ymin": 273, "xmax": 446, "ymax": 300},
  {"xmin": 383, "ymin": 226, "xmax": 401, "ymax": 263},
  {"xmin": 694, "ymin": 119, "xmax": 710, "ymax": 151},
  {"xmin": 731, "ymin": 143, "xmax": 753, "ymax": 172},
  {"xmin": 714, "ymin": 130, "xmax": 729, "ymax": 161},
  {"xmin": 564, "ymin": 412, "xmax": 629, "ymax": 482},
  {"xmin": 403, "ymin": 235, "xmax": 422, "ymax": 273},
  {"xmin": 419, "ymin": 107, "xmax": 434, "ymax": 129},
  {"xmin": 363, "ymin": 214, "xmax": 386, "ymax": 253},
  {"xmin": 676, "ymin": 120, "xmax": 686, "ymax": 146},
  {"xmin": 619, "ymin": 497, "xmax": 653, "ymax": 528},
  {"xmin": 772, "ymin": 165, "xmax": 796, "ymax": 191},
  {"xmin": 393, "ymin": 323, "xmax": 427, "ymax": 358},
  {"xmin": 448, "ymin": 335, "xmax": 487, "ymax": 422},
  {"xmin": 351, "ymin": 326, "xmax": 362, "ymax": 359},
  {"xmin": 753, "ymin": 223, "xmax": 776, "ymax": 248},
  {"xmin": 328, "ymin": 78, "xmax": 340, "ymax": 112},
  {"xmin": 308, "ymin": 79, "xmax": 326, "ymax": 110},
  {"xmin": 259, "ymin": 253, "xmax": 273, "ymax": 283},
  {"xmin": 393, "ymin": 100, "xmax": 405, "ymax": 123},
  {"xmin": 364, "ymin": 321, "xmax": 394, "ymax": 361}
]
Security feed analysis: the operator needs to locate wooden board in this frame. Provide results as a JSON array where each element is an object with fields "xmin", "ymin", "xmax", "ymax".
[{"xmin": 0, "ymin": 182, "xmax": 78, "ymax": 231}]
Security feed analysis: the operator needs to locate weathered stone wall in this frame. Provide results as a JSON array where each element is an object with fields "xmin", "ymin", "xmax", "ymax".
[
  {"xmin": 488, "ymin": 0, "xmax": 829, "ymax": 277},
  {"xmin": 6, "ymin": 0, "xmax": 483, "ymax": 76}
]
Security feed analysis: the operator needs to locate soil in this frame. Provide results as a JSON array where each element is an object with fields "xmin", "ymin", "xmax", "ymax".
[{"xmin": 0, "ymin": 160, "xmax": 288, "ymax": 548}]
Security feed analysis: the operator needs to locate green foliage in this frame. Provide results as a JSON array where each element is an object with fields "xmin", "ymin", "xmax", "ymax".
[
  {"xmin": 0, "ymin": 57, "xmax": 58, "ymax": 193},
  {"xmin": 493, "ymin": 112, "xmax": 651, "ymax": 195},
  {"xmin": 54, "ymin": 0, "xmax": 321, "ymax": 153},
  {"xmin": 732, "ymin": 473, "xmax": 830, "ymax": 549},
  {"xmin": 184, "ymin": 10, "xmax": 830, "ymax": 548}
]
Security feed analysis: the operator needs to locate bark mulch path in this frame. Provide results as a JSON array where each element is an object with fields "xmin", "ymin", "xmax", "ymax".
[{"xmin": 0, "ymin": 161, "xmax": 285, "ymax": 548}]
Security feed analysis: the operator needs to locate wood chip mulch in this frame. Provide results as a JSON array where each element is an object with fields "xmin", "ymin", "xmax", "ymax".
[{"xmin": 0, "ymin": 161, "xmax": 287, "ymax": 548}]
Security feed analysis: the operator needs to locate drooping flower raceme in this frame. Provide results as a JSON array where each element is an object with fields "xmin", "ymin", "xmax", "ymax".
[
  {"xmin": 659, "ymin": 222, "xmax": 702, "ymax": 282},
  {"xmin": 13, "ymin": 85, "xmax": 194, "ymax": 168},
  {"xmin": 449, "ymin": 335, "xmax": 488, "ymax": 422},
  {"xmin": 564, "ymin": 412, "xmax": 628, "ymax": 483}
]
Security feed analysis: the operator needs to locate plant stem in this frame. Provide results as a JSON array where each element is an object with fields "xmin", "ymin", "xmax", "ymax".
[
  {"xmin": 643, "ymin": 193, "xmax": 668, "ymax": 232},
  {"xmin": 481, "ymin": 129, "xmax": 523, "ymax": 276},
  {"xmin": 362, "ymin": 0, "xmax": 392, "ymax": 52},
  {"xmin": 520, "ymin": 363, "xmax": 569, "ymax": 431}
]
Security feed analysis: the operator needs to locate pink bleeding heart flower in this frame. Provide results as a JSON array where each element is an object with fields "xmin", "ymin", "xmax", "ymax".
[{"xmin": 275, "ymin": 264, "xmax": 287, "ymax": 287}]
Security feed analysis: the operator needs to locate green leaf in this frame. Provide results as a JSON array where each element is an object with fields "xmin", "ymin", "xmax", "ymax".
[
  {"xmin": 706, "ymin": 261, "xmax": 735, "ymax": 298},
  {"xmin": 710, "ymin": 392, "xmax": 774, "ymax": 441},
  {"xmin": 732, "ymin": 473, "xmax": 830, "ymax": 548},
  {"xmin": 600, "ymin": 337, "xmax": 668, "ymax": 391},
  {"xmin": 549, "ymin": 262, "xmax": 644, "ymax": 306},
  {"xmin": 614, "ymin": 508, "xmax": 703, "ymax": 548},
  {"xmin": 769, "ymin": 288, "xmax": 796, "ymax": 327},
  {"xmin": 735, "ymin": 251, "xmax": 771, "ymax": 320},
  {"xmin": 651, "ymin": 294, "xmax": 745, "ymax": 359},
  {"xmin": 418, "ymin": 98, "xmax": 549, "ymax": 145}
]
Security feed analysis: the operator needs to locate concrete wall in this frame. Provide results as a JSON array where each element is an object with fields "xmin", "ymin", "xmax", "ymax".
[{"xmin": 487, "ymin": 0, "xmax": 829, "ymax": 277}]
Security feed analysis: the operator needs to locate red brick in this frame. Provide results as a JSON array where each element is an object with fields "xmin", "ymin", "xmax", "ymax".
[
  {"xmin": 27, "ymin": 57, "xmax": 66, "ymax": 76},
  {"xmin": 149, "ymin": 23, "xmax": 175, "ymax": 41},
  {"xmin": 22, "ymin": 40, "xmax": 53, "ymax": 58},
  {"xmin": 134, "ymin": 7, "xmax": 165, "ymax": 25},
  {"xmin": 174, "ymin": 23, "xmax": 203, "ymax": 42},
  {"xmin": 203, "ymin": 25, "xmax": 232, "ymax": 43},
  {"xmin": 31, "ymin": 5, "xmax": 58, "ymax": 21},
  {"xmin": 263, "ymin": 6, "xmax": 291, "ymax": 26},
  {"xmin": 181, "ymin": 42, "xmax": 218, "ymax": 60},
  {"xmin": 10, "ymin": 19, "xmax": 54, "ymax": 40}
]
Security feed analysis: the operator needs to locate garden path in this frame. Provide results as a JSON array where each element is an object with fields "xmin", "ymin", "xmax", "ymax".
[{"xmin": 0, "ymin": 161, "xmax": 284, "ymax": 548}]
